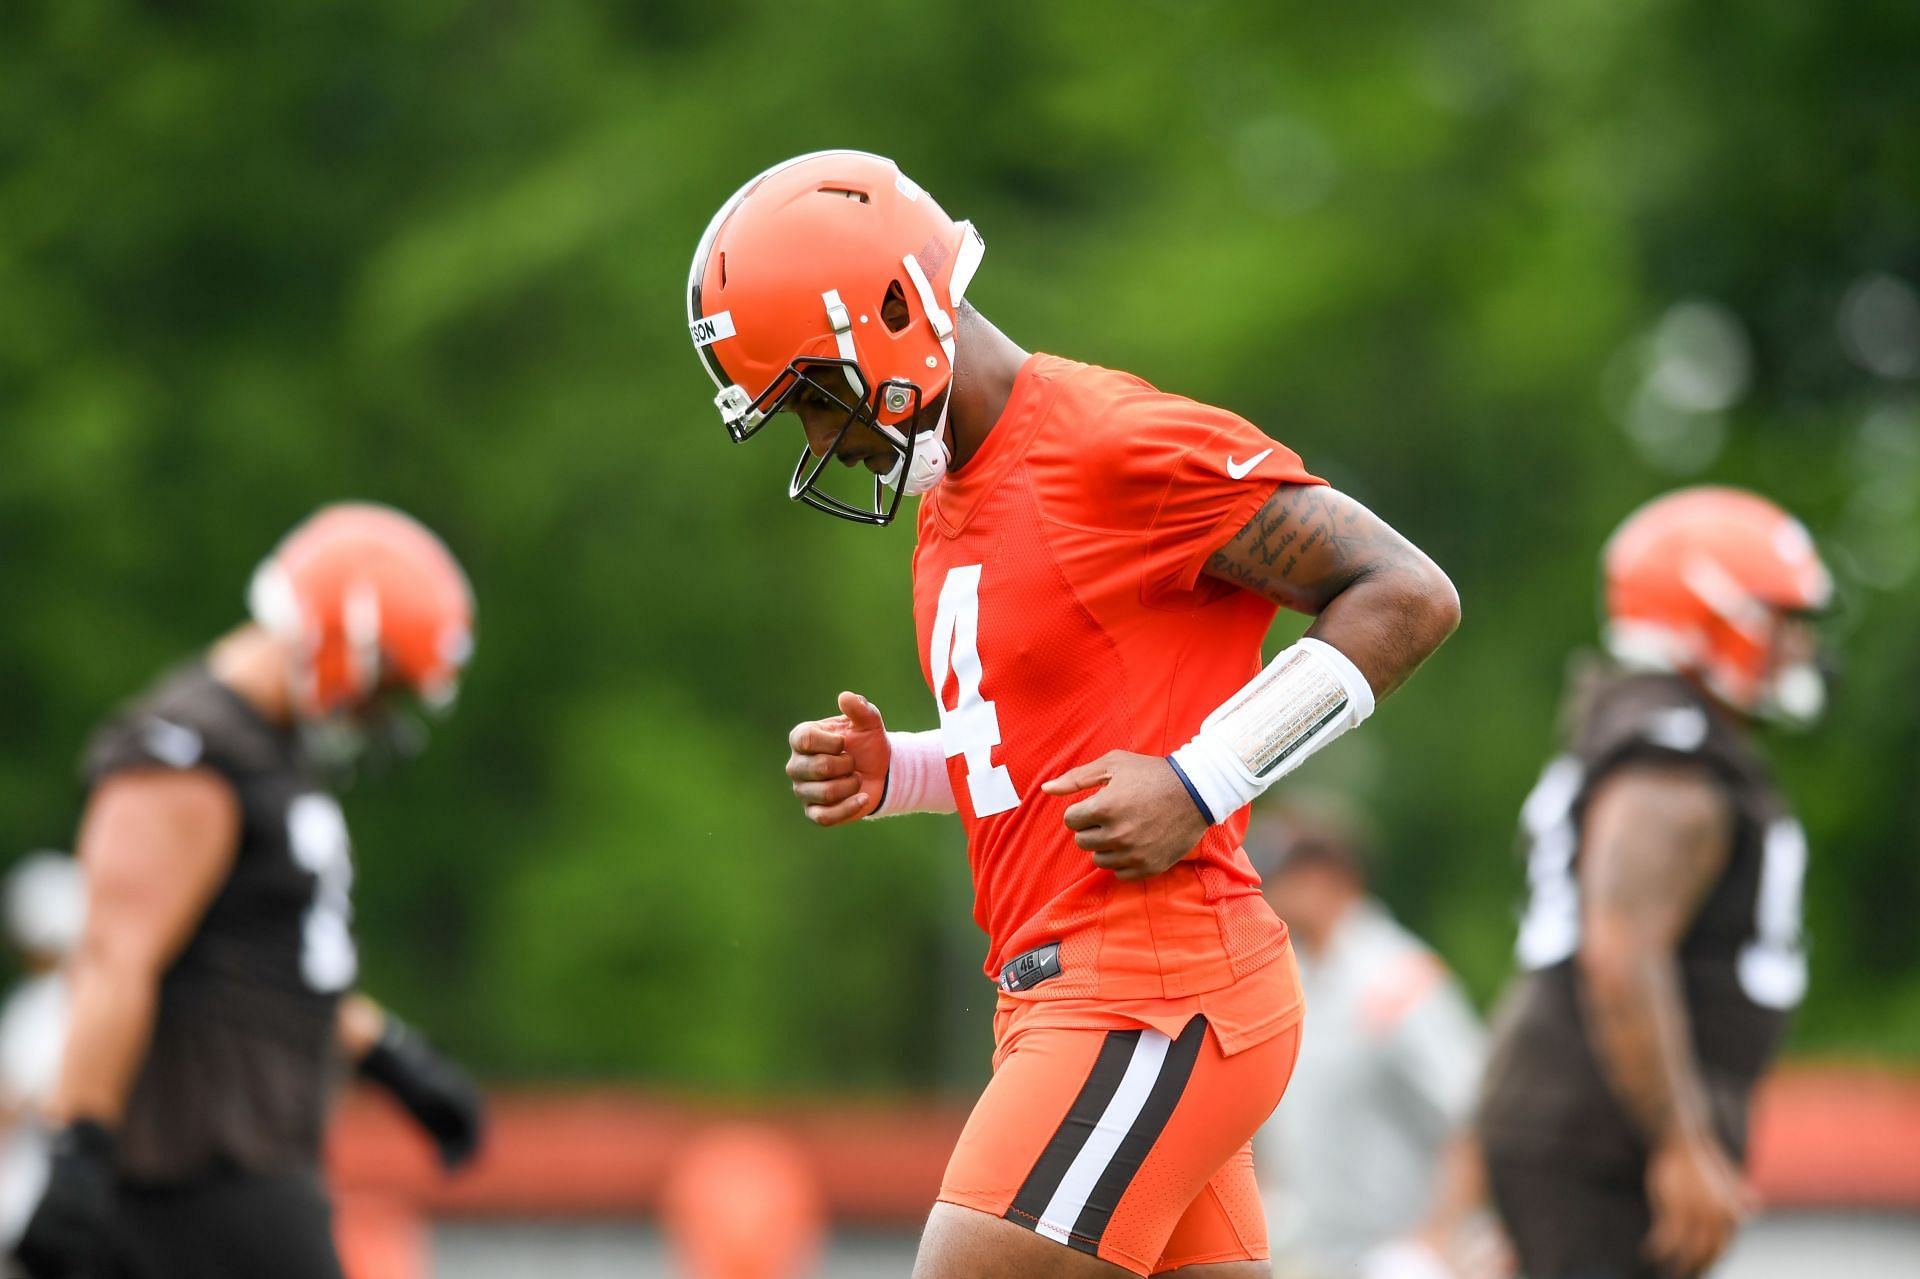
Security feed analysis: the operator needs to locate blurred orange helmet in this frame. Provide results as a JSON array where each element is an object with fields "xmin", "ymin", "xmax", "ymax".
[
  {"xmin": 247, "ymin": 503, "xmax": 475, "ymax": 720},
  {"xmin": 1603, "ymin": 486, "xmax": 1832, "ymax": 722},
  {"xmin": 687, "ymin": 149, "xmax": 986, "ymax": 524}
]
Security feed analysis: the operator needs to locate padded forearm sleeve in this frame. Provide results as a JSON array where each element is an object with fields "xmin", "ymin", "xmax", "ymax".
[{"xmin": 1168, "ymin": 636, "xmax": 1375, "ymax": 824}]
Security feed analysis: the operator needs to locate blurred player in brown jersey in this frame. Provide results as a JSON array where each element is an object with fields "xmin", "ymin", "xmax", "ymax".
[
  {"xmin": 1476, "ymin": 487, "xmax": 1833, "ymax": 1279},
  {"xmin": 0, "ymin": 856, "xmax": 481, "ymax": 1268},
  {"xmin": 14, "ymin": 504, "xmax": 477, "ymax": 1279}
]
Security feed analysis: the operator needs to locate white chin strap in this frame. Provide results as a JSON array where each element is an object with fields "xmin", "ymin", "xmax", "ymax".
[{"xmin": 881, "ymin": 393, "xmax": 952, "ymax": 496}]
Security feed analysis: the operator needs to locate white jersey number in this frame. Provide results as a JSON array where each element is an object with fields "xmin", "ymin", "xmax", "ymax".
[
  {"xmin": 1739, "ymin": 818, "xmax": 1808, "ymax": 1009},
  {"xmin": 1514, "ymin": 754, "xmax": 1585, "ymax": 971},
  {"xmin": 929, "ymin": 564, "xmax": 1020, "ymax": 817},
  {"xmin": 287, "ymin": 793, "xmax": 358, "ymax": 994}
]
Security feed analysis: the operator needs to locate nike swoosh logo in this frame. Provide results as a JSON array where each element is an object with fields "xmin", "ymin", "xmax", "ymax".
[{"xmin": 1226, "ymin": 448, "xmax": 1273, "ymax": 480}]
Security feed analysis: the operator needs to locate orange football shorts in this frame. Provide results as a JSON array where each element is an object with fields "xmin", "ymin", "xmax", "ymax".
[{"xmin": 937, "ymin": 1000, "xmax": 1301, "ymax": 1274}]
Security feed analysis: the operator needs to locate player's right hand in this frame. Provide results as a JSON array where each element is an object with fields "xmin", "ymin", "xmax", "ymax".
[
  {"xmin": 1644, "ymin": 1128, "xmax": 1749, "ymax": 1278},
  {"xmin": 16, "ymin": 1120, "xmax": 121, "ymax": 1279},
  {"xmin": 785, "ymin": 691, "xmax": 890, "ymax": 825}
]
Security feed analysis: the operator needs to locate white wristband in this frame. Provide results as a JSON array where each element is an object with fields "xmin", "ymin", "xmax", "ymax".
[
  {"xmin": 867, "ymin": 729, "xmax": 958, "ymax": 818},
  {"xmin": 1168, "ymin": 636, "xmax": 1375, "ymax": 825}
]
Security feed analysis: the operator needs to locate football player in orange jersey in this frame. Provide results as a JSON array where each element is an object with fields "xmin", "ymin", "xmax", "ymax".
[{"xmin": 688, "ymin": 151, "xmax": 1460, "ymax": 1278}]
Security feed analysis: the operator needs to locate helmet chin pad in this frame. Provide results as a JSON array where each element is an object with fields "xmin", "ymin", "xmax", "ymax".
[
  {"xmin": 1759, "ymin": 661, "xmax": 1826, "ymax": 728},
  {"xmin": 880, "ymin": 396, "xmax": 952, "ymax": 497}
]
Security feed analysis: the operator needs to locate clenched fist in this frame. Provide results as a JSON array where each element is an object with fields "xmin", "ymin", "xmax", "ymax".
[{"xmin": 785, "ymin": 691, "xmax": 891, "ymax": 825}]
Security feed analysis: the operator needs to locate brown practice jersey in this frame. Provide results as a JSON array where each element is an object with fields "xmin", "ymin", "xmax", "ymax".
[
  {"xmin": 82, "ymin": 663, "xmax": 355, "ymax": 1183},
  {"xmin": 1476, "ymin": 664, "xmax": 1807, "ymax": 1171}
]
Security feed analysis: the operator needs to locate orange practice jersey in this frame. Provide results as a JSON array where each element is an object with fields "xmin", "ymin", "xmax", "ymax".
[{"xmin": 913, "ymin": 354, "xmax": 1324, "ymax": 1008}]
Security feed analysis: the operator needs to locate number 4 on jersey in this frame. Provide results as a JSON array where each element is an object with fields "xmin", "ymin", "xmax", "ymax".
[{"xmin": 930, "ymin": 564, "xmax": 1020, "ymax": 817}]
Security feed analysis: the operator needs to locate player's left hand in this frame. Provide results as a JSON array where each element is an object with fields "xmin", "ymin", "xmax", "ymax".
[
  {"xmin": 1644, "ymin": 1129, "xmax": 1749, "ymax": 1278},
  {"xmin": 1041, "ymin": 751, "xmax": 1209, "ymax": 880}
]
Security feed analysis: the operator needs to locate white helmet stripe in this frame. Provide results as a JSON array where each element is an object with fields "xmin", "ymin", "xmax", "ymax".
[
  {"xmin": 344, "ymin": 580, "xmax": 384, "ymax": 698},
  {"xmin": 1682, "ymin": 555, "xmax": 1772, "ymax": 642}
]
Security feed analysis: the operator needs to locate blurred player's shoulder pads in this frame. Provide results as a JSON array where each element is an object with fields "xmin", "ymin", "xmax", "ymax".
[{"xmin": 83, "ymin": 663, "xmax": 285, "ymax": 785}]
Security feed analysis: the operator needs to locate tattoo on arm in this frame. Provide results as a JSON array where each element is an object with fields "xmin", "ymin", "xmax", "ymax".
[
  {"xmin": 1204, "ymin": 484, "xmax": 1383, "ymax": 614},
  {"xmin": 1576, "ymin": 767, "xmax": 1734, "ymax": 1141},
  {"xmin": 1203, "ymin": 483, "xmax": 1458, "ymax": 699}
]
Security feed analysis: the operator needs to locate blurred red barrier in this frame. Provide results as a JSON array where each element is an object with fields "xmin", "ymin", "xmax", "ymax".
[
  {"xmin": 327, "ymin": 1063, "xmax": 1920, "ymax": 1278},
  {"xmin": 327, "ymin": 1089, "xmax": 968, "ymax": 1221},
  {"xmin": 1746, "ymin": 1065, "xmax": 1920, "ymax": 1208},
  {"xmin": 333, "ymin": 1191, "xmax": 430, "ymax": 1279},
  {"xmin": 660, "ymin": 1124, "xmax": 826, "ymax": 1279}
]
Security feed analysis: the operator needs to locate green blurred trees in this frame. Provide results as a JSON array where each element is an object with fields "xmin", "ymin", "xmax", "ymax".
[{"xmin": 2, "ymin": 0, "xmax": 1916, "ymax": 1086}]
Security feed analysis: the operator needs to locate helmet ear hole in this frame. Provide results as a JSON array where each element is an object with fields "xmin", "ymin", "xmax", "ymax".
[{"xmin": 881, "ymin": 280, "xmax": 912, "ymax": 333}]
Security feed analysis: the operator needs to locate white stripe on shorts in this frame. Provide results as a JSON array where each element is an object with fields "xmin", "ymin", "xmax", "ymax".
[{"xmin": 1032, "ymin": 1028, "xmax": 1172, "ymax": 1245}]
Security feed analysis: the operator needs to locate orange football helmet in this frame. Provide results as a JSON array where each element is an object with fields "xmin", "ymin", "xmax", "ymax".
[
  {"xmin": 1604, "ymin": 486, "xmax": 1832, "ymax": 723},
  {"xmin": 247, "ymin": 503, "xmax": 475, "ymax": 720},
  {"xmin": 687, "ymin": 150, "xmax": 986, "ymax": 524}
]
